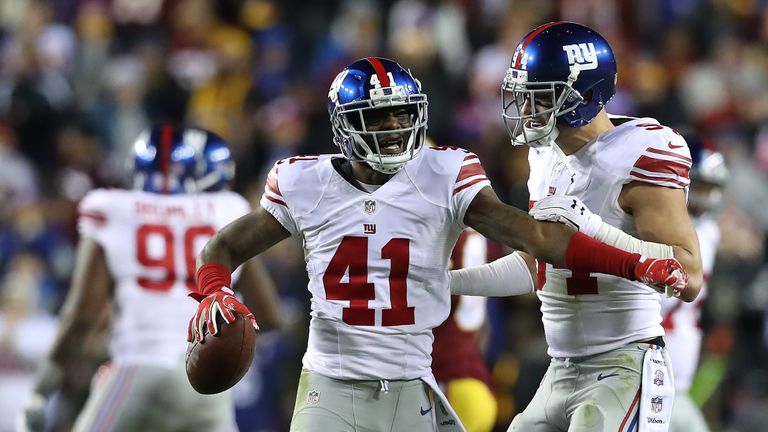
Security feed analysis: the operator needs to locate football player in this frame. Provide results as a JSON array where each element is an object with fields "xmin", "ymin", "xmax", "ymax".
[
  {"xmin": 660, "ymin": 136, "xmax": 727, "ymax": 432},
  {"xmin": 509, "ymin": 22, "xmax": 704, "ymax": 432},
  {"xmin": 432, "ymin": 229, "xmax": 513, "ymax": 432},
  {"xmin": 187, "ymin": 57, "xmax": 688, "ymax": 432},
  {"xmin": 17, "ymin": 126, "xmax": 281, "ymax": 432}
]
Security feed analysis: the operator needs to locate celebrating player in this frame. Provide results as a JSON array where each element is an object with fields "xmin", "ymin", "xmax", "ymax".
[
  {"xmin": 507, "ymin": 22, "xmax": 704, "ymax": 431},
  {"xmin": 188, "ymin": 57, "xmax": 687, "ymax": 432},
  {"xmin": 661, "ymin": 136, "xmax": 727, "ymax": 432},
  {"xmin": 18, "ymin": 126, "xmax": 280, "ymax": 432}
]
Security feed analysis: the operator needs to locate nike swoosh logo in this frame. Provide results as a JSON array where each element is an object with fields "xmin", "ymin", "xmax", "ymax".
[
  {"xmin": 420, "ymin": 406, "xmax": 432, "ymax": 416},
  {"xmin": 597, "ymin": 372, "xmax": 619, "ymax": 381},
  {"xmin": 668, "ymin": 141, "xmax": 684, "ymax": 149}
]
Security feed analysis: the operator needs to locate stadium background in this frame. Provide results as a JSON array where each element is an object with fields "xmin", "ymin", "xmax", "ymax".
[{"xmin": 1, "ymin": 0, "xmax": 768, "ymax": 430}]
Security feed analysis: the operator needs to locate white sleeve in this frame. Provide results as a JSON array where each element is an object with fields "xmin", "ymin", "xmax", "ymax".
[
  {"xmin": 259, "ymin": 162, "xmax": 298, "ymax": 235},
  {"xmin": 449, "ymin": 252, "xmax": 534, "ymax": 297},
  {"xmin": 77, "ymin": 190, "xmax": 110, "ymax": 245},
  {"xmin": 451, "ymin": 152, "xmax": 491, "ymax": 228},
  {"xmin": 595, "ymin": 222, "xmax": 674, "ymax": 259}
]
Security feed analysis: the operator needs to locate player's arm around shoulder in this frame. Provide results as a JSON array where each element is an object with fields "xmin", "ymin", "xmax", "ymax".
[
  {"xmin": 463, "ymin": 185, "xmax": 573, "ymax": 264},
  {"xmin": 619, "ymin": 183, "xmax": 702, "ymax": 301}
]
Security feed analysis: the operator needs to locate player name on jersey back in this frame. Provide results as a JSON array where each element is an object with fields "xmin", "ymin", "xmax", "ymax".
[{"xmin": 78, "ymin": 189, "xmax": 251, "ymax": 367}]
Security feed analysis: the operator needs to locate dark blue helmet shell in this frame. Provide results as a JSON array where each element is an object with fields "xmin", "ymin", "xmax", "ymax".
[
  {"xmin": 502, "ymin": 22, "xmax": 618, "ymax": 147},
  {"xmin": 132, "ymin": 125, "xmax": 234, "ymax": 194}
]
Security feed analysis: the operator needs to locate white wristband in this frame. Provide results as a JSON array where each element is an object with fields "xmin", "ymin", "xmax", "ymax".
[
  {"xmin": 449, "ymin": 252, "xmax": 534, "ymax": 297},
  {"xmin": 595, "ymin": 222, "xmax": 674, "ymax": 259}
]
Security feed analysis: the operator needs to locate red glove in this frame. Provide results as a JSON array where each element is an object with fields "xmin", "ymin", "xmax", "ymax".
[
  {"xmin": 633, "ymin": 257, "xmax": 689, "ymax": 297},
  {"xmin": 187, "ymin": 288, "xmax": 258, "ymax": 342},
  {"xmin": 187, "ymin": 263, "xmax": 258, "ymax": 343}
]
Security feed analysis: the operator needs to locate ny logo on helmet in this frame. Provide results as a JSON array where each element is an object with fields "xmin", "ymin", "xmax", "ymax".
[{"xmin": 562, "ymin": 43, "xmax": 598, "ymax": 71}]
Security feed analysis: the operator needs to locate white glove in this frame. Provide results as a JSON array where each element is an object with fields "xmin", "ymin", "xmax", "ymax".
[
  {"xmin": 529, "ymin": 195, "xmax": 603, "ymax": 237},
  {"xmin": 16, "ymin": 393, "xmax": 47, "ymax": 432}
]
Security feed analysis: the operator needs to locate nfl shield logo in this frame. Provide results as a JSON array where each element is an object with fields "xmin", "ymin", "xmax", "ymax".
[
  {"xmin": 653, "ymin": 370, "xmax": 664, "ymax": 386},
  {"xmin": 364, "ymin": 200, "xmax": 376, "ymax": 214},
  {"xmin": 650, "ymin": 396, "xmax": 663, "ymax": 413},
  {"xmin": 307, "ymin": 390, "xmax": 320, "ymax": 405}
]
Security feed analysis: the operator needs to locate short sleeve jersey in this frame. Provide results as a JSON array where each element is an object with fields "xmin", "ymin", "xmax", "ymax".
[
  {"xmin": 260, "ymin": 148, "xmax": 490, "ymax": 380},
  {"xmin": 78, "ymin": 189, "xmax": 251, "ymax": 366},
  {"xmin": 528, "ymin": 117, "xmax": 692, "ymax": 358}
]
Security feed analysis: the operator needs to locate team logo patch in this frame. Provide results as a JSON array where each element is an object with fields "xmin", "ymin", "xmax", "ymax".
[
  {"xmin": 307, "ymin": 390, "xmax": 320, "ymax": 405},
  {"xmin": 364, "ymin": 199, "xmax": 376, "ymax": 214},
  {"xmin": 562, "ymin": 42, "xmax": 598, "ymax": 71},
  {"xmin": 650, "ymin": 396, "xmax": 663, "ymax": 413},
  {"xmin": 653, "ymin": 370, "xmax": 664, "ymax": 386}
]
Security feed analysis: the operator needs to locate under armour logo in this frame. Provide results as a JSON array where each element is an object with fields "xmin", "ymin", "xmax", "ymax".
[{"xmin": 570, "ymin": 199, "xmax": 586, "ymax": 215}]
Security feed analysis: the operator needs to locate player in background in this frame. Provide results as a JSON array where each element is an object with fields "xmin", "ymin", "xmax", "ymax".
[
  {"xmin": 501, "ymin": 22, "xmax": 704, "ymax": 431},
  {"xmin": 661, "ymin": 137, "xmax": 728, "ymax": 432},
  {"xmin": 432, "ymin": 229, "xmax": 517, "ymax": 432},
  {"xmin": 187, "ymin": 57, "xmax": 687, "ymax": 432},
  {"xmin": 17, "ymin": 125, "xmax": 281, "ymax": 432}
]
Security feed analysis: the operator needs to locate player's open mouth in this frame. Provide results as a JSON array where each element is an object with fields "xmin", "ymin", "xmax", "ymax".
[{"xmin": 380, "ymin": 138, "xmax": 405, "ymax": 154}]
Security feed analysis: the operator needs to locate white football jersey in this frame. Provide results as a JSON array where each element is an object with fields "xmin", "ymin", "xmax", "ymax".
[
  {"xmin": 260, "ymin": 148, "xmax": 490, "ymax": 380},
  {"xmin": 78, "ymin": 189, "xmax": 251, "ymax": 367},
  {"xmin": 528, "ymin": 117, "xmax": 692, "ymax": 358},
  {"xmin": 660, "ymin": 215, "xmax": 719, "ymax": 390}
]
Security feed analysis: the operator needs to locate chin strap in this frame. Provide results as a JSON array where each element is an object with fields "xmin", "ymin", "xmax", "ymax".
[{"xmin": 550, "ymin": 140, "xmax": 577, "ymax": 189}]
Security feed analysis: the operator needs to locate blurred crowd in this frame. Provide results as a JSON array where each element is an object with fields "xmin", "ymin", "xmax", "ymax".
[{"xmin": 1, "ymin": 0, "xmax": 768, "ymax": 431}]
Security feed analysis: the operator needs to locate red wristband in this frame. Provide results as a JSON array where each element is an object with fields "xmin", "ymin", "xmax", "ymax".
[
  {"xmin": 196, "ymin": 263, "xmax": 232, "ymax": 296},
  {"xmin": 565, "ymin": 232, "xmax": 641, "ymax": 280}
]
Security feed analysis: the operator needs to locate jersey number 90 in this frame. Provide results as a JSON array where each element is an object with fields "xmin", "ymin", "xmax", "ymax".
[{"xmin": 136, "ymin": 224, "xmax": 216, "ymax": 292}]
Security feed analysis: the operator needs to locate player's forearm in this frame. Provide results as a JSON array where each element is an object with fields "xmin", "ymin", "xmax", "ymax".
[
  {"xmin": 198, "ymin": 208, "xmax": 290, "ymax": 271},
  {"xmin": 594, "ymin": 222, "xmax": 702, "ymax": 301},
  {"xmin": 671, "ymin": 245, "xmax": 703, "ymax": 301},
  {"xmin": 198, "ymin": 232, "xmax": 244, "ymax": 271},
  {"xmin": 49, "ymin": 319, "xmax": 92, "ymax": 367},
  {"xmin": 465, "ymin": 191, "xmax": 569, "ymax": 262},
  {"xmin": 449, "ymin": 252, "xmax": 534, "ymax": 296}
]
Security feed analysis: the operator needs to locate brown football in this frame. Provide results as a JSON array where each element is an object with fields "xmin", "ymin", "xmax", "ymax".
[{"xmin": 185, "ymin": 312, "xmax": 256, "ymax": 394}]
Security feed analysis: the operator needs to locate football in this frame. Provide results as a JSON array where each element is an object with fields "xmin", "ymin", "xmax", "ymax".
[{"xmin": 185, "ymin": 312, "xmax": 257, "ymax": 394}]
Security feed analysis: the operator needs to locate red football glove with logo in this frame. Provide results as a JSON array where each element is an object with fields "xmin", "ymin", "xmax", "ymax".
[
  {"xmin": 634, "ymin": 256, "xmax": 689, "ymax": 297},
  {"xmin": 187, "ymin": 264, "xmax": 259, "ymax": 343}
]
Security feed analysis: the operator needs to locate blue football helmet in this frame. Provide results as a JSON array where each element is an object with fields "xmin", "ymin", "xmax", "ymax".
[
  {"xmin": 131, "ymin": 125, "xmax": 235, "ymax": 193},
  {"xmin": 502, "ymin": 22, "xmax": 617, "ymax": 148},
  {"xmin": 327, "ymin": 57, "xmax": 428, "ymax": 174},
  {"xmin": 687, "ymin": 135, "xmax": 729, "ymax": 213}
]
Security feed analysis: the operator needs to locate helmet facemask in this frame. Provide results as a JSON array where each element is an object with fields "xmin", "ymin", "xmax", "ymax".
[
  {"xmin": 331, "ymin": 86, "xmax": 428, "ymax": 174},
  {"xmin": 501, "ymin": 67, "xmax": 584, "ymax": 148}
]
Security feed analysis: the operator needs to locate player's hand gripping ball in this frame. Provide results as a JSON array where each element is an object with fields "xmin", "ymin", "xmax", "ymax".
[{"xmin": 185, "ymin": 289, "xmax": 258, "ymax": 394}]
